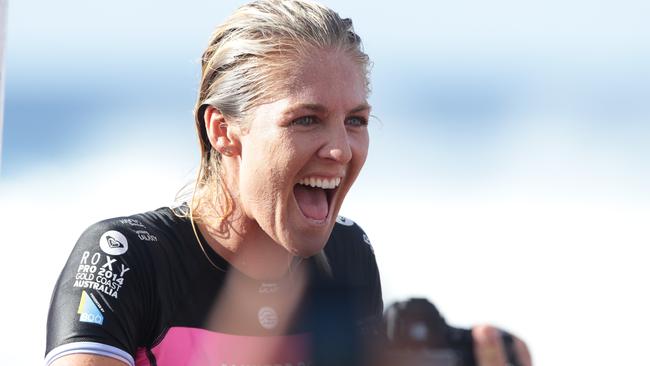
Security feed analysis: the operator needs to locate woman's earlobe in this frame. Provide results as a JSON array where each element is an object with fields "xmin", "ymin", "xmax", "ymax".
[
  {"xmin": 215, "ymin": 137, "xmax": 236, "ymax": 156},
  {"xmin": 204, "ymin": 106, "xmax": 242, "ymax": 157},
  {"xmin": 226, "ymin": 125, "xmax": 243, "ymax": 153}
]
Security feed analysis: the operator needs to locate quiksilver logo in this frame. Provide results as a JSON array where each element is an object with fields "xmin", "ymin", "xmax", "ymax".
[{"xmin": 99, "ymin": 230, "xmax": 128, "ymax": 256}]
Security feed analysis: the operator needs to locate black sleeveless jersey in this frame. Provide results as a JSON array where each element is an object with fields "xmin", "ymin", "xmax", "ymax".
[{"xmin": 45, "ymin": 207, "xmax": 383, "ymax": 366}]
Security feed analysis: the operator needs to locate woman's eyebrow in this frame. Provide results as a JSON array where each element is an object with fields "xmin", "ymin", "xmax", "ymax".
[
  {"xmin": 350, "ymin": 103, "xmax": 371, "ymax": 113},
  {"xmin": 284, "ymin": 102, "xmax": 371, "ymax": 115},
  {"xmin": 294, "ymin": 103, "xmax": 328, "ymax": 113}
]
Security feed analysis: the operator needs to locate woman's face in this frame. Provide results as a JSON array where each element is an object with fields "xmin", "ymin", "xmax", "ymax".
[{"xmin": 229, "ymin": 49, "xmax": 370, "ymax": 257}]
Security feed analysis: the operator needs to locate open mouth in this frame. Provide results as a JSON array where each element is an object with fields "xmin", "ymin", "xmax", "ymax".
[{"xmin": 293, "ymin": 177, "xmax": 341, "ymax": 222}]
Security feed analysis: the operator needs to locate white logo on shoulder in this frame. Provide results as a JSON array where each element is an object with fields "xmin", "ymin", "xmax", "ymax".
[
  {"xmin": 258, "ymin": 306, "xmax": 279, "ymax": 330},
  {"xmin": 99, "ymin": 230, "xmax": 129, "ymax": 256},
  {"xmin": 363, "ymin": 233, "xmax": 372, "ymax": 246},
  {"xmin": 336, "ymin": 216, "xmax": 355, "ymax": 226}
]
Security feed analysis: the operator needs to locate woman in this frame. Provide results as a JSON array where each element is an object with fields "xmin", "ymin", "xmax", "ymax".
[
  {"xmin": 46, "ymin": 1, "xmax": 380, "ymax": 365},
  {"xmin": 45, "ymin": 1, "xmax": 531, "ymax": 365}
]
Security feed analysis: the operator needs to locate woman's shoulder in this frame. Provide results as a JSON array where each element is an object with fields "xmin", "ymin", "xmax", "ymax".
[
  {"xmin": 69, "ymin": 206, "xmax": 190, "ymax": 267},
  {"xmin": 321, "ymin": 216, "xmax": 383, "ymax": 316},
  {"xmin": 330, "ymin": 215, "xmax": 374, "ymax": 250},
  {"xmin": 324, "ymin": 216, "xmax": 377, "ymax": 279},
  {"xmin": 60, "ymin": 206, "xmax": 195, "ymax": 304},
  {"xmin": 79, "ymin": 206, "xmax": 184, "ymax": 244},
  {"xmin": 46, "ymin": 206, "xmax": 189, "ymax": 363}
]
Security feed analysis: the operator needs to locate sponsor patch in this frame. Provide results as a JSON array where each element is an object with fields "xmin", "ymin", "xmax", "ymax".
[
  {"xmin": 258, "ymin": 283, "xmax": 279, "ymax": 294},
  {"xmin": 73, "ymin": 251, "xmax": 130, "ymax": 299},
  {"xmin": 100, "ymin": 230, "xmax": 128, "ymax": 255},
  {"xmin": 119, "ymin": 218, "xmax": 147, "ymax": 228},
  {"xmin": 135, "ymin": 229, "xmax": 158, "ymax": 242},
  {"xmin": 258, "ymin": 306, "xmax": 279, "ymax": 330},
  {"xmin": 77, "ymin": 290, "xmax": 104, "ymax": 325},
  {"xmin": 336, "ymin": 216, "xmax": 355, "ymax": 226}
]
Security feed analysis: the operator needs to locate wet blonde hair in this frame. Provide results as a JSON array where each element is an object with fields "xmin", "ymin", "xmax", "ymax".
[{"xmin": 185, "ymin": 0, "xmax": 370, "ymax": 267}]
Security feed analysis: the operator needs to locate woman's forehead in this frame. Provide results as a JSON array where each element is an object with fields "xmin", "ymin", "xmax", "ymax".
[{"xmin": 278, "ymin": 51, "xmax": 367, "ymax": 102}]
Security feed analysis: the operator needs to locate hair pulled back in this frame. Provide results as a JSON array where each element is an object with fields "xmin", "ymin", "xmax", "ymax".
[{"xmin": 190, "ymin": 0, "xmax": 369, "ymax": 222}]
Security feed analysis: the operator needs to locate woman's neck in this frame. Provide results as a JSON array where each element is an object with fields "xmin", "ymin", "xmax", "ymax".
[{"xmin": 196, "ymin": 213, "xmax": 297, "ymax": 281}]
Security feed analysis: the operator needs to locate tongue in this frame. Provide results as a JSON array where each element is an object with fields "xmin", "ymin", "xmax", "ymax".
[{"xmin": 294, "ymin": 185, "xmax": 328, "ymax": 220}]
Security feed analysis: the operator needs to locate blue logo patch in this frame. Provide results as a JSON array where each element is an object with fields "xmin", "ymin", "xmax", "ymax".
[{"xmin": 77, "ymin": 290, "xmax": 104, "ymax": 325}]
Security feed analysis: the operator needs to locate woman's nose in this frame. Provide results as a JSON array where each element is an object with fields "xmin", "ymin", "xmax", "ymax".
[{"xmin": 319, "ymin": 124, "xmax": 352, "ymax": 164}]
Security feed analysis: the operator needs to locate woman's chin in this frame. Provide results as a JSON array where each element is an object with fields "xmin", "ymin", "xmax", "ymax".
[
  {"xmin": 281, "ymin": 230, "xmax": 331, "ymax": 258},
  {"xmin": 270, "ymin": 201, "xmax": 339, "ymax": 258}
]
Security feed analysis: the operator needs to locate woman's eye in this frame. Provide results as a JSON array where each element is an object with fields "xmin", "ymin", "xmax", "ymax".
[
  {"xmin": 346, "ymin": 116, "xmax": 368, "ymax": 127},
  {"xmin": 291, "ymin": 116, "xmax": 317, "ymax": 126}
]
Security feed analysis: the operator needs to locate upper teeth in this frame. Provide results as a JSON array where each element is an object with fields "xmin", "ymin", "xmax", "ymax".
[{"xmin": 298, "ymin": 177, "xmax": 341, "ymax": 189}]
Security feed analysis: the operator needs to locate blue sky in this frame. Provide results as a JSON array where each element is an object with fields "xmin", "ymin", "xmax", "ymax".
[{"xmin": 1, "ymin": 1, "xmax": 649, "ymax": 365}]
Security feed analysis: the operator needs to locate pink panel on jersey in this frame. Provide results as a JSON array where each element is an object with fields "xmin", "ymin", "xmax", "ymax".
[{"xmin": 135, "ymin": 326, "xmax": 312, "ymax": 366}]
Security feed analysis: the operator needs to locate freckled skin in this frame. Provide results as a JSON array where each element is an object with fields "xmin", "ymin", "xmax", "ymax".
[
  {"xmin": 202, "ymin": 49, "xmax": 370, "ymax": 279},
  {"xmin": 238, "ymin": 50, "xmax": 369, "ymax": 256}
]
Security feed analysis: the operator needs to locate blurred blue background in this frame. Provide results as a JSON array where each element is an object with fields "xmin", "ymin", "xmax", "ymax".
[{"xmin": 1, "ymin": 1, "xmax": 649, "ymax": 365}]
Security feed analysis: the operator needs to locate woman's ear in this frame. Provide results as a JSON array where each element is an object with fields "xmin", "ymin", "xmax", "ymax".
[{"xmin": 204, "ymin": 106, "xmax": 242, "ymax": 157}]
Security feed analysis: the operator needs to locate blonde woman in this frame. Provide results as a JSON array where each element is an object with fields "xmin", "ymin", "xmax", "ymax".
[{"xmin": 45, "ymin": 1, "xmax": 531, "ymax": 365}]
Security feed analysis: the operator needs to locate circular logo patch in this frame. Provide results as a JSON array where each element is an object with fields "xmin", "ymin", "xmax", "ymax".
[
  {"xmin": 258, "ymin": 306, "xmax": 279, "ymax": 330},
  {"xmin": 363, "ymin": 233, "xmax": 372, "ymax": 246},
  {"xmin": 336, "ymin": 216, "xmax": 355, "ymax": 226},
  {"xmin": 99, "ymin": 230, "xmax": 129, "ymax": 256}
]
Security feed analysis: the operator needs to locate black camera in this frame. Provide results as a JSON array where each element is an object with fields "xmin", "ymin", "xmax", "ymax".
[{"xmin": 381, "ymin": 298, "xmax": 519, "ymax": 366}]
